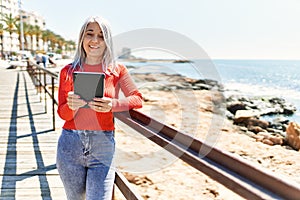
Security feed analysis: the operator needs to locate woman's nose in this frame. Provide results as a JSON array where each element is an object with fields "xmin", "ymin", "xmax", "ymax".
[{"xmin": 91, "ymin": 35, "xmax": 99, "ymax": 42}]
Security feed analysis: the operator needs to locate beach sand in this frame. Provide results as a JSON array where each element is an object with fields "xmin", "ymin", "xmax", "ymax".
[{"xmin": 113, "ymin": 87, "xmax": 300, "ymax": 200}]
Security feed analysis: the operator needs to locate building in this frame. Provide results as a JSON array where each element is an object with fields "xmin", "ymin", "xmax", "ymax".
[{"xmin": 0, "ymin": 0, "xmax": 45, "ymax": 58}]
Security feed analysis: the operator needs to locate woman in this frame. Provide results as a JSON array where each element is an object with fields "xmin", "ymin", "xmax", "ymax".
[{"xmin": 56, "ymin": 16, "xmax": 143, "ymax": 200}]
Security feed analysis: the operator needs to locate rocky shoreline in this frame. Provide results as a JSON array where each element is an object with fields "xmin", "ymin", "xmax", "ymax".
[
  {"xmin": 132, "ymin": 72, "xmax": 300, "ymax": 151},
  {"xmin": 226, "ymin": 95, "xmax": 299, "ymax": 148}
]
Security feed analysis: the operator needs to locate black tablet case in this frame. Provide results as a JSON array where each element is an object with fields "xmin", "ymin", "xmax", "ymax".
[{"xmin": 73, "ymin": 72, "xmax": 105, "ymax": 103}]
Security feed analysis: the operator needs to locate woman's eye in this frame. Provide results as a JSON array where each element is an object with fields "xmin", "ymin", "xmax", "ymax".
[
  {"xmin": 85, "ymin": 33, "xmax": 104, "ymax": 40},
  {"xmin": 85, "ymin": 33, "xmax": 93, "ymax": 38}
]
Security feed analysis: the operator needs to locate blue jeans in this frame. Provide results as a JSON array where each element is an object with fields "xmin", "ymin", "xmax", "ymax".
[{"xmin": 56, "ymin": 129, "xmax": 115, "ymax": 200}]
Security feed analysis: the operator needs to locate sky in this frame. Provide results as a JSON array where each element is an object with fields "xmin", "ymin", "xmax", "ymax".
[{"xmin": 22, "ymin": 0, "xmax": 300, "ymax": 60}]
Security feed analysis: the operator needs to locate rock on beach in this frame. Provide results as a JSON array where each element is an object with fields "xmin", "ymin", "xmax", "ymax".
[{"xmin": 286, "ymin": 122, "xmax": 300, "ymax": 150}]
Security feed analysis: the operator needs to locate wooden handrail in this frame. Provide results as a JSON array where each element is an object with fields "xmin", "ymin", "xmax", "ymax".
[
  {"xmin": 114, "ymin": 110, "xmax": 300, "ymax": 199},
  {"xmin": 114, "ymin": 171, "xmax": 143, "ymax": 200}
]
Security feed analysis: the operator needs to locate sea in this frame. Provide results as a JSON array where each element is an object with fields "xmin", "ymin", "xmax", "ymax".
[{"xmin": 123, "ymin": 59, "xmax": 300, "ymax": 124}]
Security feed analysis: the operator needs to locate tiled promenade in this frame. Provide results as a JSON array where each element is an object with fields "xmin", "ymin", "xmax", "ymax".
[{"xmin": 0, "ymin": 65, "xmax": 66, "ymax": 199}]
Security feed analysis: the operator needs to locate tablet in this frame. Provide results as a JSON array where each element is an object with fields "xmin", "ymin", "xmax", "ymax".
[{"xmin": 73, "ymin": 72, "xmax": 105, "ymax": 102}]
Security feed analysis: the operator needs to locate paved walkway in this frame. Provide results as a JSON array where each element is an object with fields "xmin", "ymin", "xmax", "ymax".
[{"xmin": 0, "ymin": 66, "xmax": 66, "ymax": 199}]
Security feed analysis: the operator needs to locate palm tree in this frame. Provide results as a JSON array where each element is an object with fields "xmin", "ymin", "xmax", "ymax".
[
  {"xmin": 15, "ymin": 22, "xmax": 29, "ymax": 51},
  {"xmin": 32, "ymin": 25, "xmax": 42, "ymax": 50},
  {"xmin": 65, "ymin": 39, "xmax": 76, "ymax": 56},
  {"xmin": 42, "ymin": 29, "xmax": 53, "ymax": 52},
  {"xmin": 42, "ymin": 29, "xmax": 56, "ymax": 52},
  {"xmin": 42, "ymin": 29, "xmax": 50, "ymax": 47},
  {"xmin": 28, "ymin": 24, "xmax": 36, "ymax": 50},
  {"xmin": 56, "ymin": 35, "xmax": 66, "ymax": 54},
  {"xmin": 22, "ymin": 23, "xmax": 31, "ymax": 50},
  {"xmin": 1, "ymin": 13, "xmax": 18, "ymax": 54}
]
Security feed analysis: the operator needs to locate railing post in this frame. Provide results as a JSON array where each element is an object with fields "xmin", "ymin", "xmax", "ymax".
[
  {"xmin": 51, "ymin": 77, "xmax": 55, "ymax": 130},
  {"xmin": 44, "ymin": 72, "xmax": 47, "ymax": 113},
  {"xmin": 39, "ymin": 68, "xmax": 42, "ymax": 102},
  {"xmin": 111, "ymin": 185, "xmax": 115, "ymax": 200}
]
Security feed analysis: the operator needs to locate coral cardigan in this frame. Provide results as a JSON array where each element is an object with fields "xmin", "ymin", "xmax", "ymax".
[{"xmin": 57, "ymin": 63, "xmax": 143, "ymax": 131}]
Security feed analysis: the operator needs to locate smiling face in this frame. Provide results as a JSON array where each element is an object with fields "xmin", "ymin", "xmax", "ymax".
[{"xmin": 83, "ymin": 22, "xmax": 107, "ymax": 65}]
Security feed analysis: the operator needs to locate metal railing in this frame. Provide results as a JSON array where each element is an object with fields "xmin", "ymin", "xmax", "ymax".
[
  {"xmin": 26, "ymin": 61, "xmax": 58, "ymax": 130},
  {"xmin": 25, "ymin": 61, "xmax": 300, "ymax": 200}
]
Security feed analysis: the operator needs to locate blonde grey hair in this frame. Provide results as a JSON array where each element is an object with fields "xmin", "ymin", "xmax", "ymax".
[{"xmin": 71, "ymin": 16, "xmax": 116, "ymax": 72}]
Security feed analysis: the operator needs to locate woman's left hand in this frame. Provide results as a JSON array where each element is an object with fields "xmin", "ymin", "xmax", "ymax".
[{"xmin": 88, "ymin": 97, "xmax": 112, "ymax": 112}]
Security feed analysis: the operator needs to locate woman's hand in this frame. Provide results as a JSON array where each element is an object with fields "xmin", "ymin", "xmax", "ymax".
[
  {"xmin": 67, "ymin": 91, "xmax": 87, "ymax": 110},
  {"xmin": 88, "ymin": 97, "xmax": 112, "ymax": 113}
]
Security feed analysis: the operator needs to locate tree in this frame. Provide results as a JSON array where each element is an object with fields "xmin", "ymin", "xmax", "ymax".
[
  {"xmin": 42, "ymin": 29, "xmax": 53, "ymax": 51},
  {"xmin": 65, "ymin": 39, "xmax": 76, "ymax": 55},
  {"xmin": 32, "ymin": 25, "xmax": 42, "ymax": 50},
  {"xmin": 1, "ymin": 13, "xmax": 18, "ymax": 54},
  {"xmin": 28, "ymin": 24, "xmax": 36, "ymax": 50},
  {"xmin": 22, "ymin": 23, "xmax": 31, "ymax": 50},
  {"xmin": 56, "ymin": 35, "xmax": 65, "ymax": 54},
  {"xmin": 15, "ymin": 22, "xmax": 32, "ymax": 51}
]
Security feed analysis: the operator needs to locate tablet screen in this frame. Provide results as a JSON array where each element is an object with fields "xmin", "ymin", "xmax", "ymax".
[{"xmin": 73, "ymin": 72, "xmax": 105, "ymax": 102}]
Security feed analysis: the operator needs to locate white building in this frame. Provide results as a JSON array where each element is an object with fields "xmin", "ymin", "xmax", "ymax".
[{"xmin": 0, "ymin": 0, "xmax": 45, "ymax": 58}]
